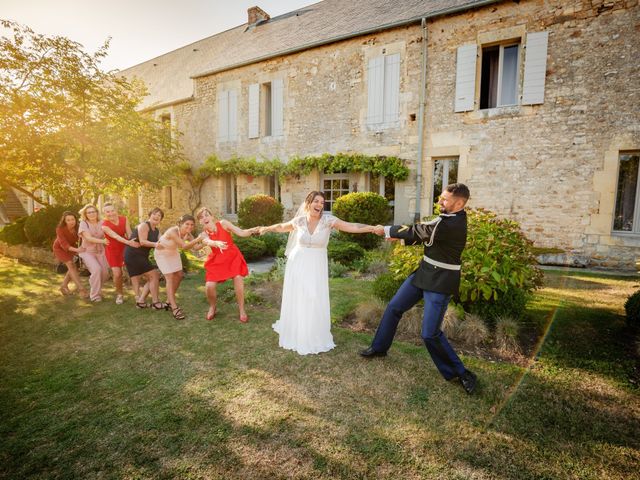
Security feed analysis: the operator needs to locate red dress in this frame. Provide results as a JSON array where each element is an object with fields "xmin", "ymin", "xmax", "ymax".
[
  {"xmin": 204, "ymin": 222, "xmax": 248, "ymax": 283},
  {"xmin": 102, "ymin": 215, "xmax": 128, "ymax": 267},
  {"xmin": 53, "ymin": 227, "xmax": 79, "ymax": 263}
]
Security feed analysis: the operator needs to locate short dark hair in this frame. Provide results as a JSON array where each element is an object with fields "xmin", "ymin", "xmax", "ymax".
[
  {"xmin": 445, "ymin": 183, "xmax": 470, "ymax": 201},
  {"xmin": 148, "ymin": 207, "xmax": 164, "ymax": 219},
  {"xmin": 178, "ymin": 213, "xmax": 195, "ymax": 225}
]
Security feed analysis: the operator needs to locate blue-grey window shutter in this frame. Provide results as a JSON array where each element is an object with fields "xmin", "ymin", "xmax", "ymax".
[
  {"xmin": 383, "ymin": 53, "xmax": 400, "ymax": 123},
  {"xmin": 454, "ymin": 44, "xmax": 477, "ymax": 112},
  {"xmin": 248, "ymin": 83, "xmax": 259, "ymax": 138},
  {"xmin": 271, "ymin": 79, "xmax": 284, "ymax": 137},
  {"xmin": 522, "ymin": 31, "xmax": 549, "ymax": 105},
  {"xmin": 218, "ymin": 90, "xmax": 229, "ymax": 142},
  {"xmin": 367, "ymin": 56, "xmax": 384, "ymax": 125},
  {"xmin": 228, "ymin": 89, "xmax": 237, "ymax": 141}
]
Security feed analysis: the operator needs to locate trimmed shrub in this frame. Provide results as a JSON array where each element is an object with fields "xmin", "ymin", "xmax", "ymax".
[
  {"xmin": 237, "ymin": 194, "xmax": 284, "ymax": 229},
  {"xmin": 372, "ymin": 272, "xmax": 403, "ymax": 302},
  {"xmin": 327, "ymin": 239, "xmax": 365, "ymax": 267},
  {"xmin": 233, "ymin": 235, "xmax": 267, "ymax": 261},
  {"xmin": 332, "ymin": 192, "xmax": 390, "ymax": 249},
  {"xmin": 0, "ymin": 216, "xmax": 28, "ymax": 245},
  {"xmin": 260, "ymin": 232, "xmax": 287, "ymax": 256},
  {"xmin": 24, "ymin": 204, "xmax": 83, "ymax": 247},
  {"xmin": 388, "ymin": 208, "xmax": 542, "ymax": 321},
  {"xmin": 624, "ymin": 290, "xmax": 640, "ymax": 328}
]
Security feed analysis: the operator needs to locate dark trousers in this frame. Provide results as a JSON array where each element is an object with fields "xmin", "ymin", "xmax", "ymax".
[{"xmin": 371, "ymin": 273, "xmax": 466, "ymax": 380}]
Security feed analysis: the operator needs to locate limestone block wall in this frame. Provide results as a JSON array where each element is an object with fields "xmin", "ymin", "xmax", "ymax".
[{"xmin": 423, "ymin": 0, "xmax": 640, "ymax": 269}]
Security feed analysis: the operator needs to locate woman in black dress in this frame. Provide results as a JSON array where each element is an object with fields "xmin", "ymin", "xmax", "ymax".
[{"xmin": 124, "ymin": 207, "xmax": 166, "ymax": 309}]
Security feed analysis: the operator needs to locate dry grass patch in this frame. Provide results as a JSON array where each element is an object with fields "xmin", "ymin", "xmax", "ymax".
[
  {"xmin": 495, "ymin": 315, "xmax": 521, "ymax": 355},
  {"xmin": 457, "ymin": 313, "xmax": 489, "ymax": 347}
]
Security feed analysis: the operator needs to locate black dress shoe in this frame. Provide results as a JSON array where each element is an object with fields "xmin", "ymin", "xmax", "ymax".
[
  {"xmin": 359, "ymin": 347, "xmax": 387, "ymax": 358},
  {"xmin": 460, "ymin": 369, "xmax": 477, "ymax": 394}
]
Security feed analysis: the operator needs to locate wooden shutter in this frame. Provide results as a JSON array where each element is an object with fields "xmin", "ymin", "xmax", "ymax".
[
  {"xmin": 367, "ymin": 56, "xmax": 384, "ymax": 125},
  {"xmin": 271, "ymin": 78, "xmax": 284, "ymax": 137},
  {"xmin": 218, "ymin": 90, "xmax": 229, "ymax": 142},
  {"xmin": 248, "ymin": 83, "xmax": 259, "ymax": 138},
  {"xmin": 454, "ymin": 44, "xmax": 477, "ymax": 112},
  {"xmin": 383, "ymin": 53, "xmax": 400, "ymax": 123},
  {"xmin": 228, "ymin": 89, "xmax": 238, "ymax": 141},
  {"xmin": 522, "ymin": 31, "xmax": 549, "ymax": 105}
]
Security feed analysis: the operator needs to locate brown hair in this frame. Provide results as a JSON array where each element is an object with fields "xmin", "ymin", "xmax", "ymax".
[
  {"xmin": 178, "ymin": 213, "xmax": 196, "ymax": 225},
  {"xmin": 57, "ymin": 211, "xmax": 79, "ymax": 230},
  {"xmin": 303, "ymin": 191, "xmax": 326, "ymax": 212},
  {"xmin": 148, "ymin": 207, "xmax": 164, "ymax": 219},
  {"xmin": 79, "ymin": 204, "xmax": 100, "ymax": 222},
  {"xmin": 445, "ymin": 183, "xmax": 470, "ymax": 201},
  {"xmin": 196, "ymin": 207, "xmax": 213, "ymax": 220}
]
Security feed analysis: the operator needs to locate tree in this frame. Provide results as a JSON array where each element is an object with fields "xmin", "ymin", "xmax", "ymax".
[{"xmin": 0, "ymin": 20, "xmax": 183, "ymax": 205}]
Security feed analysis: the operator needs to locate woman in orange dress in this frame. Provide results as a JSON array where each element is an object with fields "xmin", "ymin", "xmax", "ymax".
[
  {"xmin": 196, "ymin": 207, "xmax": 257, "ymax": 323},
  {"xmin": 52, "ymin": 211, "xmax": 88, "ymax": 297},
  {"xmin": 101, "ymin": 203, "xmax": 139, "ymax": 305}
]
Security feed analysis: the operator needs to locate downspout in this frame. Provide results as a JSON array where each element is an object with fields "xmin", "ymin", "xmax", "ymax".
[{"xmin": 414, "ymin": 17, "xmax": 428, "ymax": 223}]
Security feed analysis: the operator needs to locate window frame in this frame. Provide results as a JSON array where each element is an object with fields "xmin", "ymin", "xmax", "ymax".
[
  {"xmin": 322, "ymin": 173, "xmax": 351, "ymax": 212},
  {"xmin": 431, "ymin": 156, "xmax": 459, "ymax": 214},
  {"xmin": 613, "ymin": 151, "xmax": 640, "ymax": 235},
  {"xmin": 480, "ymin": 41, "xmax": 521, "ymax": 110}
]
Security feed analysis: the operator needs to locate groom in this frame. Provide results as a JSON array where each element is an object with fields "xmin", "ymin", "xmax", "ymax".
[{"xmin": 362, "ymin": 183, "xmax": 477, "ymax": 394}]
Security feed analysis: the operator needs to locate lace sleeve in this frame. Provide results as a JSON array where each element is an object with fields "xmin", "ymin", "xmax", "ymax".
[
  {"xmin": 322, "ymin": 214, "xmax": 338, "ymax": 228},
  {"xmin": 291, "ymin": 215, "xmax": 306, "ymax": 229}
]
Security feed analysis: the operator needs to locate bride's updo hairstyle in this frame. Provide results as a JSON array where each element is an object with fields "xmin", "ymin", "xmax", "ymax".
[{"xmin": 303, "ymin": 191, "xmax": 325, "ymax": 213}]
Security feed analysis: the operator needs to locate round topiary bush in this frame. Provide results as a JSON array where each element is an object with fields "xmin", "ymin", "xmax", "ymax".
[
  {"xmin": 327, "ymin": 239, "xmax": 366, "ymax": 267},
  {"xmin": 0, "ymin": 216, "xmax": 28, "ymax": 245},
  {"xmin": 332, "ymin": 192, "xmax": 390, "ymax": 249},
  {"xmin": 237, "ymin": 194, "xmax": 284, "ymax": 229},
  {"xmin": 624, "ymin": 290, "xmax": 640, "ymax": 328},
  {"xmin": 388, "ymin": 208, "xmax": 542, "ymax": 321},
  {"xmin": 24, "ymin": 204, "xmax": 83, "ymax": 247},
  {"xmin": 233, "ymin": 235, "xmax": 267, "ymax": 261}
]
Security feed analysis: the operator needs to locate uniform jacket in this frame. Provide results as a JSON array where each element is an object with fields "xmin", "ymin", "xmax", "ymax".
[{"xmin": 389, "ymin": 209, "xmax": 467, "ymax": 295}]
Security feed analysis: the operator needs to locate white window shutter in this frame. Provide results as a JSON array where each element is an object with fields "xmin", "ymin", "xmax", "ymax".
[
  {"xmin": 248, "ymin": 83, "xmax": 259, "ymax": 138},
  {"xmin": 228, "ymin": 89, "xmax": 238, "ymax": 141},
  {"xmin": 383, "ymin": 53, "xmax": 400, "ymax": 123},
  {"xmin": 454, "ymin": 44, "xmax": 477, "ymax": 112},
  {"xmin": 522, "ymin": 31, "xmax": 549, "ymax": 105},
  {"xmin": 367, "ymin": 56, "xmax": 384, "ymax": 125},
  {"xmin": 218, "ymin": 90, "xmax": 229, "ymax": 142},
  {"xmin": 271, "ymin": 78, "xmax": 284, "ymax": 137}
]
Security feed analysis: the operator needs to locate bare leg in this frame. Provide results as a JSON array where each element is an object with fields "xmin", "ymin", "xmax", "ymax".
[
  {"xmin": 131, "ymin": 275, "xmax": 141, "ymax": 299},
  {"xmin": 138, "ymin": 280, "xmax": 151, "ymax": 302},
  {"xmin": 112, "ymin": 267, "xmax": 123, "ymax": 295},
  {"xmin": 148, "ymin": 269, "xmax": 161, "ymax": 304},
  {"xmin": 233, "ymin": 275, "xmax": 247, "ymax": 321},
  {"xmin": 205, "ymin": 281, "xmax": 217, "ymax": 320},
  {"xmin": 64, "ymin": 261, "xmax": 87, "ymax": 296},
  {"xmin": 165, "ymin": 272, "xmax": 177, "ymax": 309}
]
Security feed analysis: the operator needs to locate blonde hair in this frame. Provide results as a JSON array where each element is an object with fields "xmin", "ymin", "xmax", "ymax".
[
  {"xmin": 79, "ymin": 204, "xmax": 100, "ymax": 222},
  {"xmin": 196, "ymin": 207, "xmax": 213, "ymax": 220}
]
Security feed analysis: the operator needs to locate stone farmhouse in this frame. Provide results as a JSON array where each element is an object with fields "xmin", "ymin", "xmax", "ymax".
[{"xmin": 118, "ymin": 0, "xmax": 640, "ymax": 269}]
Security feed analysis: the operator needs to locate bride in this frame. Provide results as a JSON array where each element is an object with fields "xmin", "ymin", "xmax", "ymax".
[{"xmin": 259, "ymin": 191, "xmax": 377, "ymax": 355}]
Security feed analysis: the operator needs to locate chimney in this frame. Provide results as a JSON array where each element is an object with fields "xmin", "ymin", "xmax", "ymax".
[{"xmin": 248, "ymin": 6, "xmax": 270, "ymax": 25}]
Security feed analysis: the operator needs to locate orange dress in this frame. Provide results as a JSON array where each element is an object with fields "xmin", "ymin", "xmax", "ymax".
[{"xmin": 204, "ymin": 222, "xmax": 248, "ymax": 283}]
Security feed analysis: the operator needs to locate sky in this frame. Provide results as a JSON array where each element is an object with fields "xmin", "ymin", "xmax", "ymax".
[{"xmin": 2, "ymin": 0, "xmax": 320, "ymax": 71}]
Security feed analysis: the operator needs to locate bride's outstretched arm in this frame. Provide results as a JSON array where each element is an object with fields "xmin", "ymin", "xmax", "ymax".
[
  {"xmin": 332, "ymin": 219, "xmax": 377, "ymax": 234},
  {"xmin": 259, "ymin": 221, "xmax": 294, "ymax": 234}
]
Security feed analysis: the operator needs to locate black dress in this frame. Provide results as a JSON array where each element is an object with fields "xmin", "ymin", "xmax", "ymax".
[{"xmin": 124, "ymin": 221, "xmax": 159, "ymax": 277}]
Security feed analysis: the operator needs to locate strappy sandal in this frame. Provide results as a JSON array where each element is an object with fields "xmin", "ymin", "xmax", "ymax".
[
  {"xmin": 171, "ymin": 306, "xmax": 186, "ymax": 320},
  {"xmin": 152, "ymin": 302, "xmax": 170, "ymax": 311},
  {"xmin": 135, "ymin": 301, "xmax": 149, "ymax": 309}
]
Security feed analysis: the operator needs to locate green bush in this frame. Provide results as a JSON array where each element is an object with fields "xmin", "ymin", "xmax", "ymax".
[
  {"xmin": 624, "ymin": 290, "xmax": 640, "ymax": 328},
  {"xmin": 24, "ymin": 204, "xmax": 83, "ymax": 247},
  {"xmin": 260, "ymin": 232, "xmax": 287, "ymax": 256},
  {"xmin": 327, "ymin": 239, "xmax": 365, "ymax": 267},
  {"xmin": 237, "ymin": 195, "xmax": 284, "ymax": 229},
  {"xmin": 328, "ymin": 260, "xmax": 349, "ymax": 278},
  {"xmin": 233, "ymin": 235, "xmax": 267, "ymax": 261},
  {"xmin": 372, "ymin": 272, "xmax": 403, "ymax": 302},
  {"xmin": 332, "ymin": 192, "xmax": 390, "ymax": 249},
  {"xmin": 388, "ymin": 208, "xmax": 542, "ymax": 320},
  {"xmin": 0, "ymin": 216, "xmax": 28, "ymax": 245}
]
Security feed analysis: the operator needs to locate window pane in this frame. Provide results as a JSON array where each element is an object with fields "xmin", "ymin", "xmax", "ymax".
[
  {"xmin": 614, "ymin": 153, "xmax": 640, "ymax": 231},
  {"xmin": 433, "ymin": 158, "xmax": 459, "ymax": 206},
  {"xmin": 323, "ymin": 180, "xmax": 331, "ymax": 189},
  {"xmin": 480, "ymin": 47, "xmax": 499, "ymax": 109},
  {"xmin": 500, "ymin": 45, "xmax": 519, "ymax": 106},
  {"xmin": 341, "ymin": 179, "xmax": 349, "ymax": 189}
]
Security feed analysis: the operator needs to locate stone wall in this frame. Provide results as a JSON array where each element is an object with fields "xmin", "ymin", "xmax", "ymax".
[{"xmin": 0, "ymin": 241, "xmax": 58, "ymax": 266}]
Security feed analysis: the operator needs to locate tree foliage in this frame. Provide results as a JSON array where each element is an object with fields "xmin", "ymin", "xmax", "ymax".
[{"xmin": 0, "ymin": 20, "xmax": 183, "ymax": 205}]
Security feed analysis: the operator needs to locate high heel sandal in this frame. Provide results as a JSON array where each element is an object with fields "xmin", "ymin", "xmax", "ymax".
[
  {"xmin": 152, "ymin": 301, "xmax": 170, "ymax": 311},
  {"xmin": 171, "ymin": 306, "xmax": 186, "ymax": 320},
  {"xmin": 135, "ymin": 300, "xmax": 149, "ymax": 309}
]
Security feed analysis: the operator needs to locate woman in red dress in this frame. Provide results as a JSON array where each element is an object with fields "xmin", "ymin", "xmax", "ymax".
[
  {"xmin": 52, "ymin": 211, "xmax": 88, "ymax": 297},
  {"xmin": 101, "ymin": 203, "xmax": 138, "ymax": 305},
  {"xmin": 196, "ymin": 207, "xmax": 257, "ymax": 323}
]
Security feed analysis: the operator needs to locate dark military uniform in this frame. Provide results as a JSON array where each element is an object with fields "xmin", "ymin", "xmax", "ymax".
[{"xmin": 370, "ymin": 210, "xmax": 468, "ymax": 380}]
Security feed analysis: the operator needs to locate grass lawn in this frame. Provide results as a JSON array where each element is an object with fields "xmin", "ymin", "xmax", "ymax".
[{"xmin": 0, "ymin": 256, "xmax": 638, "ymax": 479}]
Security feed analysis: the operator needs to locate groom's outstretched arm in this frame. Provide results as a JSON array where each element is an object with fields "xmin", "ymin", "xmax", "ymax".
[{"xmin": 383, "ymin": 218, "xmax": 441, "ymax": 246}]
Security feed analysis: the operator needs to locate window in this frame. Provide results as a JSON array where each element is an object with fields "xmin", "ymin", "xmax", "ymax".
[
  {"xmin": 225, "ymin": 176, "xmax": 237, "ymax": 215},
  {"xmin": 248, "ymin": 79, "xmax": 284, "ymax": 138},
  {"xmin": 480, "ymin": 43, "xmax": 519, "ymax": 109},
  {"xmin": 370, "ymin": 174, "xmax": 395, "ymax": 219},
  {"xmin": 218, "ymin": 89, "xmax": 238, "ymax": 142},
  {"xmin": 160, "ymin": 113, "xmax": 171, "ymax": 142},
  {"xmin": 267, "ymin": 175, "xmax": 280, "ymax": 202},
  {"xmin": 367, "ymin": 53, "xmax": 400, "ymax": 127},
  {"xmin": 162, "ymin": 186, "xmax": 173, "ymax": 210},
  {"xmin": 322, "ymin": 174, "xmax": 350, "ymax": 211},
  {"xmin": 433, "ymin": 157, "xmax": 459, "ymax": 206},
  {"xmin": 614, "ymin": 152, "xmax": 640, "ymax": 233}
]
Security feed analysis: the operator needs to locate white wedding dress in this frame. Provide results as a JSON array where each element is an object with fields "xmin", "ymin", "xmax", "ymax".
[{"xmin": 272, "ymin": 214, "xmax": 337, "ymax": 355}]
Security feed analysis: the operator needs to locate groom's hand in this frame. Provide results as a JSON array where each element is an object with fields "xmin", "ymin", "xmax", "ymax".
[{"xmin": 373, "ymin": 225, "xmax": 385, "ymax": 237}]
